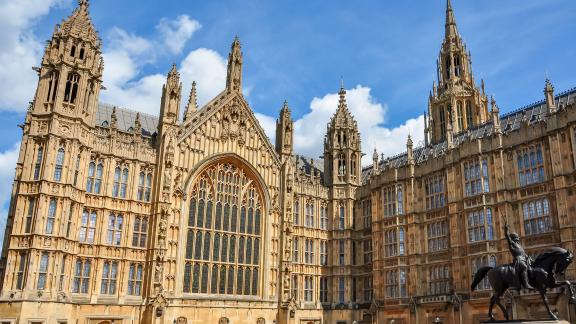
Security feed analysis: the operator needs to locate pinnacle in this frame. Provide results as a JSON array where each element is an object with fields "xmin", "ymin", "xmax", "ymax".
[{"xmin": 445, "ymin": 0, "xmax": 459, "ymax": 39}]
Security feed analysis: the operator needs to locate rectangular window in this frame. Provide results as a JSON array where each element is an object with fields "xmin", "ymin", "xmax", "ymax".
[
  {"xmin": 362, "ymin": 199, "xmax": 371, "ymax": 229},
  {"xmin": 79, "ymin": 209, "xmax": 97, "ymax": 244},
  {"xmin": 363, "ymin": 277, "xmax": 373, "ymax": 302},
  {"xmin": 106, "ymin": 214, "xmax": 123, "ymax": 245},
  {"xmin": 386, "ymin": 270, "xmax": 407, "ymax": 298},
  {"xmin": 291, "ymin": 274, "xmax": 298, "ymax": 299},
  {"xmin": 472, "ymin": 256, "xmax": 496, "ymax": 290},
  {"xmin": 73, "ymin": 259, "xmax": 91, "ymax": 294},
  {"xmin": 320, "ymin": 240, "xmax": 328, "ymax": 265},
  {"xmin": 425, "ymin": 174, "xmax": 446, "ymax": 210},
  {"xmin": 37, "ymin": 252, "xmax": 49, "ymax": 290},
  {"xmin": 86, "ymin": 162, "xmax": 103, "ymax": 194},
  {"xmin": 128, "ymin": 263, "xmax": 143, "ymax": 295},
  {"xmin": 305, "ymin": 201, "xmax": 315, "ymax": 228},
  {"xmin": 45, "ymin": 198, "xmax": 57, "ymax": 234},
  {"xmin": 523, "ymin": 198, "xmax": 552, "ymax": 235},
  {"xmin": 320, "ymin": 277, "xmax": 328, "ymax": 303},
  {"xmin": 320, "ymin": 205, "xmax": 328, "ymax": 230},
  {"xmin": 429, "ymin": 265, "xmax": 450, "ymax": 295},
  {"xmin": 338, "ymin": 240, "xmax": 345, "ymax": 265},
  {"xmin": 382, "ymin": 185, "xmax": 400, "ymax": 217},
  {"xmin": 338, "ymin": 277, "xmax": 345, "ymax": 303},
  {"xmin": 427, "ymin": 220, "xmax": 448, "ymax": 252},
  {"xmin": 59, "ymin": 255, "xmax": 66, "ymax": 291},
  {"xmin": 292, "ymin": 237, "xmax": 299, "ymax": 263},
  {"xmin": 16, "ymin": 252, "xmax": 28, "ymax": 290},
  {"xmin": 384, "ymin": 229, "xmax": 398, "ymax": 257},
  {"xmin": 339, "ymin": 205, "xmax": 345, "ymax": 230},
  {"xmin": 464, "ymin": 158, "xmax": 489, "ymax": 196},
  {"xmin": 304, "ymin": 276, "xmax": 313, "ymax": 301},
  {"xmin": 100, "ymin": 261, "xmax": 118, "ymax": 294},
  {"xmin": 517, "ymin": 144, "xmax": 545, "ymax": 186},
  {"xmin": 293, "ymin": 199, "xmax": 299, "ymax": 225},
  {"xmin": 132, "ymin": 216, "xmax": 148, "ymax": 248},
  {"xmin": 397, "ymin": 185, "xmax": 404, "ymax": 215},
  {"xmin": 363, "ymin": 239, "xmax": 372, "ymax": 264},
  {"xmin": 137, "ymin": 172, "xmax": 151, "ymax": 201},
  {"xmin": 468, "ymin": 208, "xmax": 494, "ymax": 242},
  {"xmin": 304, "ymin": 239, "xmax": 314, "ymax": 264},
  {"xmin": 25, "ymin": 197, "xmax": 36, "ymax": 233}
]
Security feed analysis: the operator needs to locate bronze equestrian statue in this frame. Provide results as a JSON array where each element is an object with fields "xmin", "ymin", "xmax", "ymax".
[{"xmin": 471, "ymin": 222, "xmax": 575, "ymax": 321}]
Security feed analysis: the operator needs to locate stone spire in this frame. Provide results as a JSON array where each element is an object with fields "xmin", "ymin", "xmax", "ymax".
[
  {"xmin": 159, "ymin": 63, "xmax": 182, "ymax": 126},
  {"xmin": 184, "ymin": 81, "xmax": 198, "ymax": 122},
  {"xmin": 276, "ymin": 100, "xmax": 294, "ymax": 156},
  {"xmin": 491, "ymin": 96, "xmax": 501, "ymax": 134},
  {"xmin": 372, "ymin": 148, "xmax": 379, "ymax": 175},
  {"xmin": 60, "ymin": 0, "xmax": 100, "ymax": 47},
  {"xmin": 544, "ymin": 78, "xmax": 556, "ymax": 114},
  {"xmin": 226, "ymin": 36, "xmax": 243, "ymax": 93},
  {"xmin": 407, "ymin": 134, "xmax": 414, "ymax": 163},
  {"xmin": 134, "ymin": 112, "xmax": 142, "ymax": 134},
  {"xmin": 445, "ymin": 0, "xmax": 459, "ymax": 39}
]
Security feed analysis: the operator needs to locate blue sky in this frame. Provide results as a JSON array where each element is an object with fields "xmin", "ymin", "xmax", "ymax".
[{"xmin": 0, "ymin": 0, "xmax": 575, "ymax": 246}]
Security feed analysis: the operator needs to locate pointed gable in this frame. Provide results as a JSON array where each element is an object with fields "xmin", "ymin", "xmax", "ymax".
[{"xmin": 59, "ymin": 0, "xmax": 100, "ymax": 47}]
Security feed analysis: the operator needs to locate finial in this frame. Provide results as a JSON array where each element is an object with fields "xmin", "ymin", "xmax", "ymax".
[
  {"xmin": 490, "ymin": 95, "xmax": 499, "ymax": 113},
  {"xmin": 445, "ymin": 0, "xmax": 459, "ymax": 38},
  {"xmin": 78, "ymin": 0, "xmax": 89, "ymax": 8},
  {"xmin": 340, "ymin": 77, "xmax": 345, "ymax": 91},
  {"xmin": 338, "ymin": 79, "xmax": 347, "ymax": 107},
  {"xmin": 184, "ymin": 81, "xmax": 198, "ymax": 121}
]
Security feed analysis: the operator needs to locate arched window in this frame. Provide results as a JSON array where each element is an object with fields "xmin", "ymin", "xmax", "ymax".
[
  {"xmin": 79, "ymin": 47, "xmax": 85, "ymax": 60},
  {"xmin": 106, "ymin": 214, "xmax": 123, "ymax": 246},
  {"xmin": 70, "ymin": 45, "xmax": 76, "ymax": 57},
  {"xmin": 46, "ymin": 71, "xmax": 59, "ymax": 102},
  {"xmin": 454, "ymin": 55, "xmax": 461, "ymax": 77},
  {"xmin": 457, "ymin": 101, "xmax": 463, "ymax": 131},
  {"xmin": 34, "ymin": 146, "xmax": 44, "ymax": 180},
  {"xmin": 46, "ymin": 198, "xmax": 57, "ymax": 234},
  {"xmin": 466, "ymin": 100, "xmax": 473, "ymax": 127},
  {"xmin": 339, "ymin": 205, "xmax": 345, "ymax": 230},
  {"xmin": 112, "ymin": 167, "xmax": 121, "ymax": 197},
  {"xmin": 182, "ymin": 161, "xmax": 263, "ymax": 296},
  {"xmin": 63, "ymin": 73, "xmax": 80, "ymax": 104},
  {"xmin": 439, "ymin": 107, "xmax": 446, "ymax": 138},
  {"xmin": 120, "ymin": 168, "xmax": 129, "ymax": 198}
]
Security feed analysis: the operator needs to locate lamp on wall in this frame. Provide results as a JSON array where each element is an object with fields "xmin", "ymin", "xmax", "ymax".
[{"xmin": 434, "ymin": 316, "xmax": 442, "ymax": 324}]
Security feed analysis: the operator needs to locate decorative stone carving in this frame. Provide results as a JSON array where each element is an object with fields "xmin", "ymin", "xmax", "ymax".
[
  {"xmin": 221, "ymin": 98, "xmax": 247, "ymax": 146},
  {"xmin": 256, "ymin": 318, "xmax": 265, "ymax": 324},
  {"xmin": 176, "ymin": 316, "xmax": 187, "ymax": 324}
]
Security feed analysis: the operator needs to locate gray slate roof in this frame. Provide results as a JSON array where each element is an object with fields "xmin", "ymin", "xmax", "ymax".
[
  {"xmin": 96, "ymin": 103, "xmax": 159, "ymax": 137},
  {"xmin": 362, "ymin": 87, "xmax": 576, "ymax": 183}
]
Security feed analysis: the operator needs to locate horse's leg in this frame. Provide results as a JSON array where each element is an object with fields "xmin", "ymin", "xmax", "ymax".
[
  {"xmin": 495, "ymin": 293, "xmax": 509, "ymax": 321},
  {"xmin": 539, "ymin": 289, "xmax": 558, "ymax": 320},
  {"xmin": 553, "ymin": 280, "xmax": 576, "ymax": 303},
  {"xmin": 488, "ymin": 295, "xmax": 497, "ymax": 321}
]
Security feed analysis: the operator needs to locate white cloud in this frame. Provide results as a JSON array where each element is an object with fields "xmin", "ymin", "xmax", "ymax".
[
  {"xmin": 255, "ymin": 86, "xmax": 424, "ymax": 166},
  {"xmin": 0, "ymin": 142, "xmax": 20, "ymax": 255},
  {"xmin": 0, "ymin": 0, "xmax": 70, "ymax": 112},
  {"xmin": 179, "ymin": 48, "xmax": 227, "ymax": 107},
  {"xmin": 100, "ymin": 17, "xmax": 208, "ymax": 115},
  {"xmin": 156, "ymin": 15, "xmax": 201, "ymax": 55}
]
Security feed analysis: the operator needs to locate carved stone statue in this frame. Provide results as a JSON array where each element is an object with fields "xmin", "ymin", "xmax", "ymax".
[{"xmin": 471, "ymin": 222, "xmax": 575, "ymax": 321}]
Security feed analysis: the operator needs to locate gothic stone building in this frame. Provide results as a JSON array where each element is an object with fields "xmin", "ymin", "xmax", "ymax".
[{"xmin": 1, "ymin": 1, "xmax": 576, "ymax": 324}]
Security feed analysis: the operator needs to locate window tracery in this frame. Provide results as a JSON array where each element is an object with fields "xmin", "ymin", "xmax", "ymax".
[{"xmin": 183, "ymin": 161, "xmax": 263, "ymax": 296}]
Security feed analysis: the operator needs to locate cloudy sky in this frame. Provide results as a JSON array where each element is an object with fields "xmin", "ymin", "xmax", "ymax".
[{"xmin": 0, "ymin": 0, "xmax": 574, "ymax": 245}]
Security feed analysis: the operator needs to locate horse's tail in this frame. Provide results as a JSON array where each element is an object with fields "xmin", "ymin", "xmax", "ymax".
[{"xmin": 471, "ymin": 266, "xmax": 493, "ymax": 291}]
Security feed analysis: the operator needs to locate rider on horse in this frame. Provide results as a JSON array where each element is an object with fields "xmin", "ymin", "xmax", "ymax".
[{"xmin": 504, "ymin": 222, "xmax": 534, "ymax": 290}]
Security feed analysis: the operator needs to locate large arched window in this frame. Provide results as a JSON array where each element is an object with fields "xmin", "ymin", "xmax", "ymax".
[{"xmin": 183, "ymin": 161, "xmax": 264, "ymax": 296}]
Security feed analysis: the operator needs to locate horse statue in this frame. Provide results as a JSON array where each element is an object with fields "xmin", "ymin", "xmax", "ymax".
[{"xmin": 471, "ymin": 246, "xmax": 575, "ymax": 321}]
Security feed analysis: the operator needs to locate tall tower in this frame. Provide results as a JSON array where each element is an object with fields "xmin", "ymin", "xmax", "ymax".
[
  {"xmin": 33, "ymin": 0, "xmax": 103, "ymax": 124},
  {"xmin": 323, "ymin": 85, "xmax": 362, "ymax": 307},
  {"xmin": 324, "ymin": 86, "xmax": 362, "ymax": 186},
  {"xmin": 428, "ymin": 0, "xmax": 488, "ymax": 144}
]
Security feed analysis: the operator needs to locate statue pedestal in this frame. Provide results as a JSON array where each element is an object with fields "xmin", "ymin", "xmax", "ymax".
[{"xmin": 482, "ymin": 320, "xmax": 570, "ymax": 324}]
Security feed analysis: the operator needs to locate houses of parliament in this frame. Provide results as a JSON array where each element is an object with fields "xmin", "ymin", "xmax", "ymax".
[{"xmin": 1, "ymin": 0, "xmax": 576, "ymax": 323}]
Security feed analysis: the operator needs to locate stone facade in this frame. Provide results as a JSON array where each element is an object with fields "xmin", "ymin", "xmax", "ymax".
[{"xmin": 1, "ymin": 1, "xmax": 576, "ymax": 324}]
